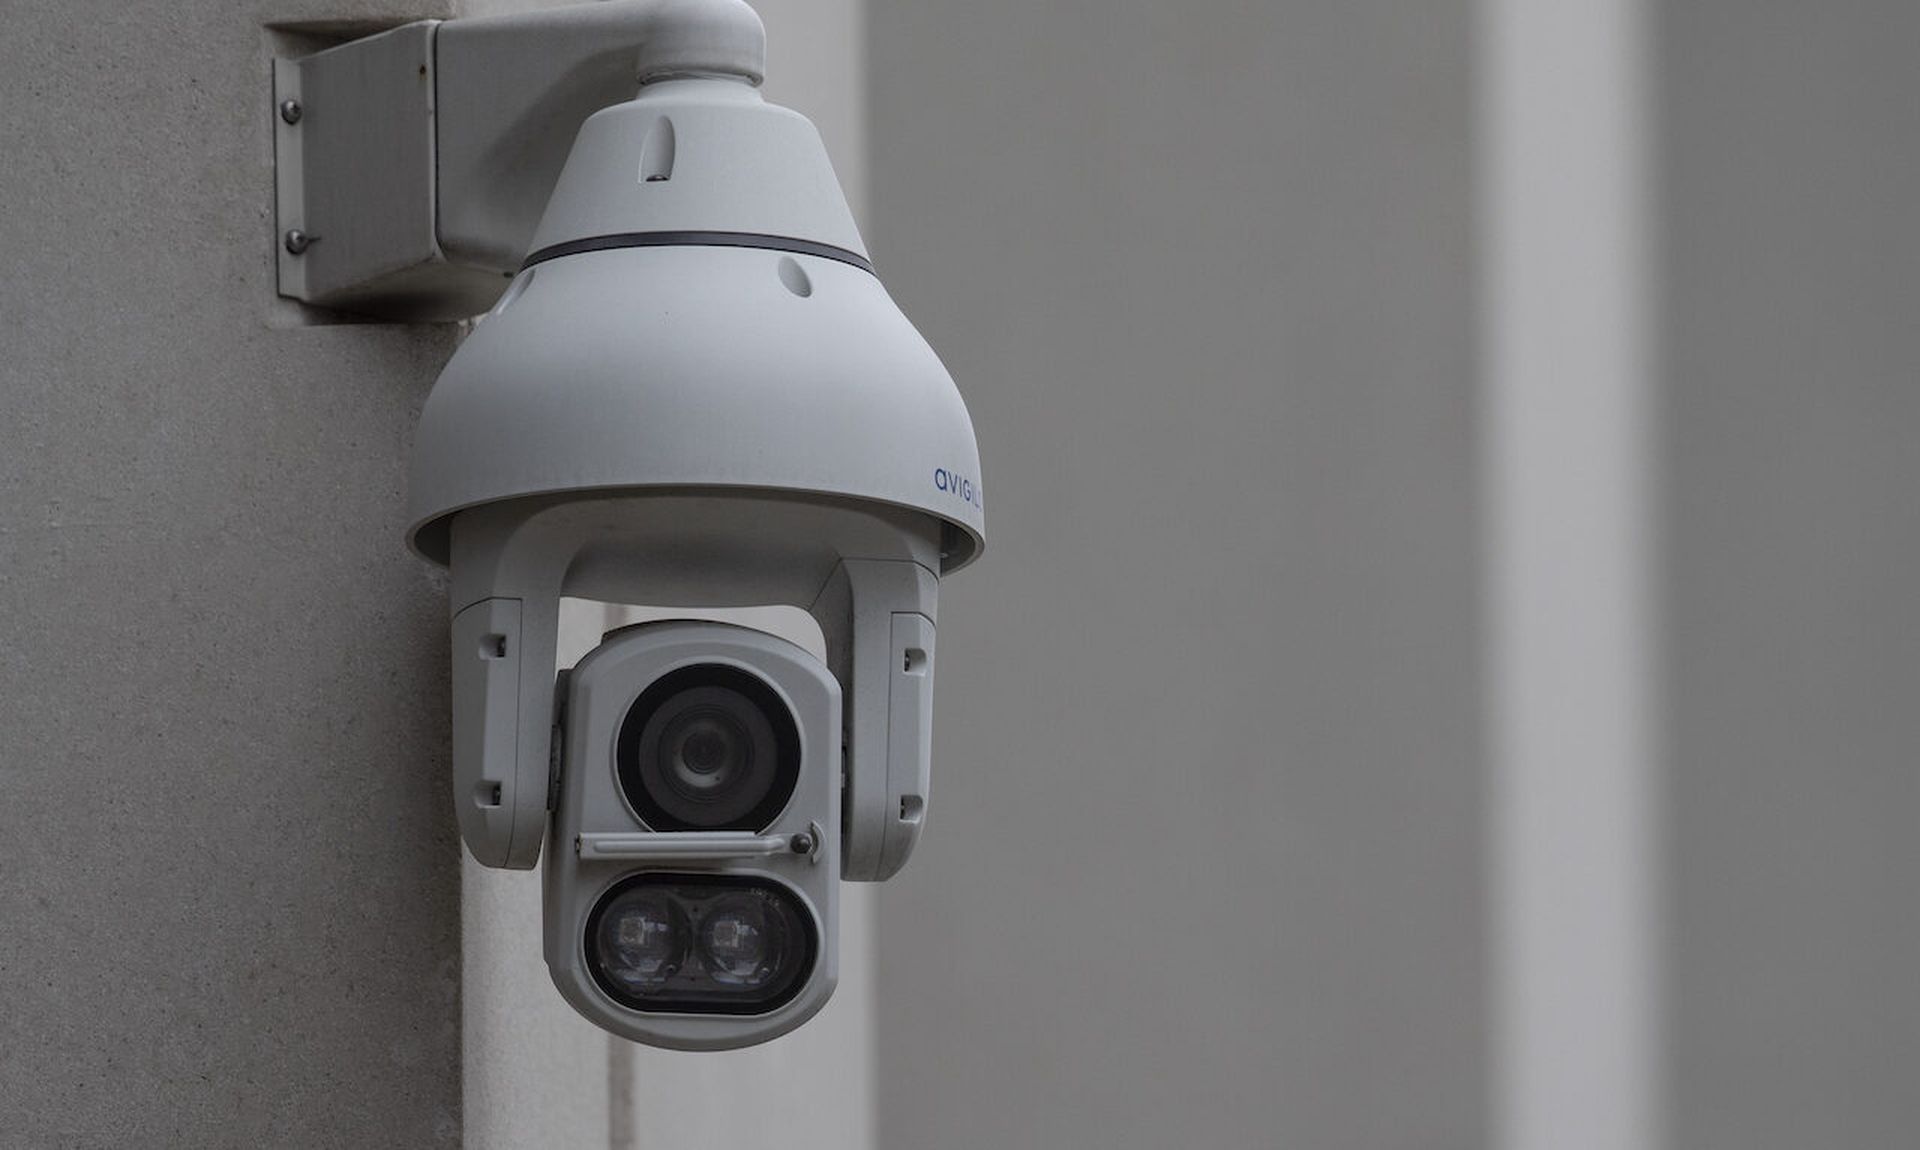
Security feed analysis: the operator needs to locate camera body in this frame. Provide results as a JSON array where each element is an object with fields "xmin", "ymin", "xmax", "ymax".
[
  {"xmin": 379, "ymin": 1, "xmax": 981, "ymax": 1050},
  {"xmin": 437, "ymin": 492, "xmax": 957, "ymax": 1047},
  {"xmin": 272, "ymin": 0, "xmax": 983, "ymax": 1054},
  {"xmin": 546, "ymin": 622, "xmax": 841, "ymax": 1049}
]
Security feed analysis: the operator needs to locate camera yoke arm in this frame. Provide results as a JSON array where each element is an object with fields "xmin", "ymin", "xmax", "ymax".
[{"xmin": 446, "ymin": 495, "xmax": 943, "ymax": 874}]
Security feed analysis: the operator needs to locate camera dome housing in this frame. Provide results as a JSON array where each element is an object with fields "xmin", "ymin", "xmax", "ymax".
[
  {"xmin": 407, "ymin": 79, "xmax": 984, "ymax": 570},
  {"xmin": 407, "ymin": 73, "xmax": 984, "ymax": 875}
]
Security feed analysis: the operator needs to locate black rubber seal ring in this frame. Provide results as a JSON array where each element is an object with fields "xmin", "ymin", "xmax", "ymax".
[{"xmin": 521, "ymin": 231, "xmax": 875, "ymax": 275}]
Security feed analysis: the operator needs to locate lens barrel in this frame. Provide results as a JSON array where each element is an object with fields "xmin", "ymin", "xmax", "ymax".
[
  {"xmin": 617, "ymin": 665, "xmax": 801, "ymax": 831},
  {"xmin": 585, "ymin": 874, "xmax": 816, "ymax": 1015}
]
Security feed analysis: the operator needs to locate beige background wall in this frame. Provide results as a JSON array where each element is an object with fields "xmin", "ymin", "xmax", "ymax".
[
  {"xmin": 866, "ymin": 1, "xmax": 1486, "ymax": 1146},
  {"xmin": 865, "ymin": 2, "xmax": 1920, "ymax": 1148},
  {"xmin": 1661, "ymin": 3, "xmax": 1920, "ymax": 1145}
]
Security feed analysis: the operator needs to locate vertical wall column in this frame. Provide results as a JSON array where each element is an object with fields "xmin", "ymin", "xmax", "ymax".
[{"xmin": 1479, "ymin": 2, "xmax": 1664, "ymax": 1149}]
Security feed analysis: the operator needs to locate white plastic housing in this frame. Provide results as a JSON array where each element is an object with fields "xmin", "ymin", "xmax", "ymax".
[
  {"xmin": 408, "ymin": 70, "xmax": 983, "ymax": 879},
  {"xmin": 409, "ymin": 246, "xmax": 981, "ymax": 566},
  {"xmin": 406, "ymin": 78, "xmax": 984, "ymax": 566}
]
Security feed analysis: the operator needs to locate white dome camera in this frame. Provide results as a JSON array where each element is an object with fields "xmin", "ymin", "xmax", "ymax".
[{"xmin": 272, "ymin": 0, "xmax": 982, "ymax": 1047}]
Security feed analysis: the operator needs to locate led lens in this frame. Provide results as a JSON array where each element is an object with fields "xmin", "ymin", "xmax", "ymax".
[
  {"xmin": 584, "ymin": 874, "xmax": 815, "ymax": 1015},
  {"xmin": 591, "ymin": 889, "xmax": 689, "ymax": 995},
  {"xmin": 699, "ymin": 892, "xmax": 786, "ymax": 987}
]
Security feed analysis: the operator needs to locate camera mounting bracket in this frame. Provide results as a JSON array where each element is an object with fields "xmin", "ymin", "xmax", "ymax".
[
  {"xmin": 447, "ymin": 492, "xmax": 942, "ymax": 875},
  {"xmin": 271, "ymin": 0, "xmax": 765, "ymax": 319}
]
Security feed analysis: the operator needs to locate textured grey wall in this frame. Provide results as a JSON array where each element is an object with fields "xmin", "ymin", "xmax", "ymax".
[
  {"xmin": 0, "ymin": 2, "xmax": 463, "ymax": 1145},
  {"xmin": 867, "ymin": 2, "xmax": 1484, "ymax": 1146},
  {"xmin": 1662, "ymin": 2, "xmax": 1920, "ymax": 1145}
]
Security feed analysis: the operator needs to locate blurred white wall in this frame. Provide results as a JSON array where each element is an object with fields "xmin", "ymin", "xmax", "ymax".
[{"xmin": 1480, "ymin": 1, "xmax": 1664, "ymax": 1147}]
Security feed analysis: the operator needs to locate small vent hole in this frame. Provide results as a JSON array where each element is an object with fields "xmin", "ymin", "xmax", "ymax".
[
  {"xmin": 476, "ymin": 782, "xmax": 503, "ymax": 808},
  {"xmin": 777, "ymin": 256, "xmax": 813, "ymax": 298},
  {"xmin": 480, "ymin": 634, "xmax": 508, "ymax": 659}
]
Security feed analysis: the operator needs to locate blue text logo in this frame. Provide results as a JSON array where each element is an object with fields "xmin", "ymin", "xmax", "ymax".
[{"xmin": 933, "ymin": 467, "xmax": 983, "ymax": 511}]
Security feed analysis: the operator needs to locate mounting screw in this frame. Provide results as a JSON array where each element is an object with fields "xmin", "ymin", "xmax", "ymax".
[
  {"xmin": 283, "ymin": 229, "xmax": 312, "ymax": 255},
  {"xmin": 789, "ymin": 832, "xmax": 814, "ymax": 855},
  {"xmin": 278, "ymin": 98, "xmax": 302, "ymax": 125}
]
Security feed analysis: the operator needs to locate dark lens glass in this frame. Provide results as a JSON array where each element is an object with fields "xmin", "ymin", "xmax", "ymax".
[
  {"xmin": 698, "ymin": 892, "xmax": 786, "ymax": 988},
  {"xmin": 660, "ymin": 706, "xmax": 752, "ymax": 795},
  {"xmin": 591, "ymin": 889, "xmax": 689, "ymax": 995},
  {"xmin": 617, "ymin": 666, "xmax": 801, "ymax": 831},
  {"xmin": 584, "ymin": 874, "xmax": 816, "ymax": 1015}
]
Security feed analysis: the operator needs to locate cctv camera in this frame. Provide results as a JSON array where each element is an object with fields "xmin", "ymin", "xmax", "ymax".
[
  {"xmin": 270, "ymin": 0, "xmax": 983, "ymax": 1048},
  {"xmin": 545, "ymin": 621, "xmax": 840, "ymax": 1048}
]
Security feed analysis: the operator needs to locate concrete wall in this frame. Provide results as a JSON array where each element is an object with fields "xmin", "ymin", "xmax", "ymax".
[
  {"xmin": 0, "ymin": 2, "xmax": 466, "ymax": 1145},
  {"xmin": 1661, "ymin": 3, "xmax": 1920, "ymax": 1145},
  {"xmin": 866, "ymin": 2, "xmax": 1485, "ymax": 1146}
]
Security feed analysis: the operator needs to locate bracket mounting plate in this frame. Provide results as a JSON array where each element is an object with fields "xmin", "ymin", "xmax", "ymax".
[
  {"xmin": 273, "ymin": 23, "xmax": 509, "ymax": 320},
  {"xmin": 271, "ymin": 1, "xmax": 765, "ymax": 322}
]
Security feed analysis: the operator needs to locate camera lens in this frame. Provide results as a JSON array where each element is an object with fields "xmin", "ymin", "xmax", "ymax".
[
  {"xmin": 591, "ymin": 888, "xmax": 689, "ymax": 995},
  {"xmin": 618, "ymin": 666, "xmax": 801, "ymax": 831},
  {"xmin": 659, "ymin": 703, "xmax": 753, "ymax": 797},
  {"xmin": 585, "ymin": 874, "xmax": 816, "ymax": 1015},
  {"xmin": 699, "ymin": 892, "xmax": 788, "ymax": 988}
]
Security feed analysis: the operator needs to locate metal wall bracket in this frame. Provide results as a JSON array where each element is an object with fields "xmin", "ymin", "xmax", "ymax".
[{"xmin": 270, "ymin": 0, "xmax": 765, "ymax": 320}]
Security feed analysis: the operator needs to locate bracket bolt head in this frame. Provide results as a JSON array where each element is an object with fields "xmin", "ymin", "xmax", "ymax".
[
  {"xmin": 278, "ymin": 98, "xmax": 302, "ymax": 124},
  {"xmin": 283, "ymin": 229, "xmax": 312, "ymax": 256},
  {"xmin": 789, "ymin": 833, "xmax": 814, "ymax": 855}
]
